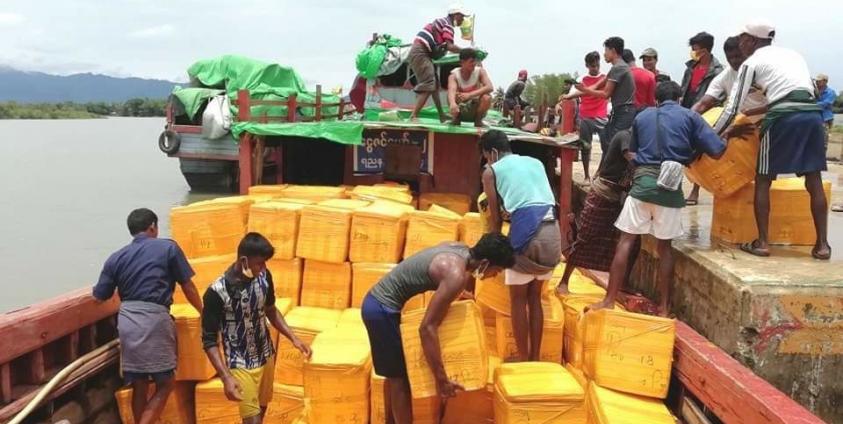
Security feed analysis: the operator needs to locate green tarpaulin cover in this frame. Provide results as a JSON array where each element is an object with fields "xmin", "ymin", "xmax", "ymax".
[
  {"xmin": 356, "ymin": 34, "xmax": 403, "ymax": 79},
  {"xmin": 171, "ymin": 87, "xmax": 224, "ymax": 120}
]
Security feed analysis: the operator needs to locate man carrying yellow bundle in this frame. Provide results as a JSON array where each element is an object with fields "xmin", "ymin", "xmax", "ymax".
[
  {"xmin": 93, "ymin": 208, "xmax": 203, "ymax": 424},
  {"xmin": 361, "ymin": 233, "xmax": 514, "ymax": 424},
  {"xmin": 480, "ymin": 130, "xmax": 562, "ymax": 361},
  {"xmin": 201, "ymin": 233, "xmax": 312, "ymax": 424}
]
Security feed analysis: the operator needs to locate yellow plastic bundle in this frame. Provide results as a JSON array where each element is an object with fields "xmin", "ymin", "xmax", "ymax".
[
  {"xmin": 265, "ymin": 384, "xmax": 305, "ymax": 424},
  {"xmin": 585, "ymin": 382, "xmax": 674, "ymax": 424},
  {"xmin": 195, "ymin": 195, "xmax": 255, "ymax": 225},
  {"xmin": 412, "ymin": 389, "xmax": 493, "ymax": 423},
  {"xmin": 562, "ymin": 296, "xmax": 604, "ymax": 368},
  {"xmin": 349, "ymin": 202, "xmax": 414, "ymax": 263},
  {"xmin": 248, "ymin": 184, "xmax": 288, "ymax": 196},
  {"xmin": 300, "ymin": 260, "xmax": 352, "ymax": 309},
  {"xmin": 495, "ymin": 296, "xmax": 564, "ymax": 362},
  {"xmin": 566, "ymin": 363, "xmax": 588, "ymax": 390},
  {"xmin": 493, "ymin": 362, "xmax": 586, "ymax": 424},
  {"xmin": 459, "ymin": 212, "xmax": 484, "ymax": 246},
  {"xmin": 275, "ymin": 306, "xmax": 342, "ymax": 386},
  {"xmin": 712, "ymin": 178, "xmax": 832, "ymax": 245},
  {"xmin": 195, "ymin": 378, "xmax": 241, "ymax": 423},
  {"xmin": 267, "ymin": 257, "xmax": 303, "ymax": 305},
  {"xmin": 401, "ymin": 300, "xmax": 488, "ymax": 398},
  {"xmin": 317, "ymin": 198, "xmax": 371, "ymax": 210},
  {"xmin": 170, "ymin": 204, "xmax": 245, "ymax": 259},
  {"xmin": 583, "ymin": 309, "xmax": 675, "ymax": 399},
  {"xmin": 171, "ymin": 304, "xmax": 216, "ymax": 381},
  {"xmin": 270, "ymin": 197, "xmax": 315, "ymax": 205},
  {"xmin": 115, "ymin": 382, "xmax": 194, "ymax": 424},
  {"xmin": 296, "ymin": 205, "xmax": 353, "ymax": 263},
  {"xmin": 350, "ymin": 185, "xmax": 414, "ymax": 204},
  {"xmin": 337, "ymin": 307, "xmax": 364, "ymax": 327},
  {"xmin": 550, "ymin": 273, "xmax": 608, "ymax": 302},
  {"xmin": 248, "ymin": 201, "xmax": 305, "ymax": 260},
  {"xmin": 404, "ymin": 293, "xmax": 426, "ymax": 312},
  {"xmin": 686, "ymin": 110, "xmax": 759, "ymax": 198},
  {"xmin": 419, "ymin": 193, "xmax": 472, "ymax": 215},
  {"xmin": 278, "ymin": 185, "xmax": 348, "ymax": 202},
  {"xmin": 173, "ymin": 254, "xmax": 233, "ymax": 304},
  {"xmin": 303, "ymin": 328, "xmax": 372, "ymax": 424},
  {"xmin": 351, "ymin": 262, "xmax": 396, "ymax": 307},
  {"xmin": 403, "ymin": 209, "xmax": 461, "ymax": 258},
  {"xmin": 476, "ymin": 274, "xmax": 509, "ymax": 315},
  {"xmin": 479, "ymin": 303, "xmax": 498, "ymax": 353},
  {"xmin": 371, "ymin": 372, "xmax": 387, "ymax": 424}
]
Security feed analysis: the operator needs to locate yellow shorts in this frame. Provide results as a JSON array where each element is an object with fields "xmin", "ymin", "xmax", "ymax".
[{"xmin": 230, "ymin": 356, "xmax": 275, "ymax": 418}]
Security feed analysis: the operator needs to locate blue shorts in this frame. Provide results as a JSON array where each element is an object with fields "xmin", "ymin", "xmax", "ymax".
[
  {"xmin": 759, "ymin": 111, "xmax": 827, "ymax": 176},
  {"xmin": 123, "ymin": 370, "xmax": 174, "ymax": 385},
  {"xmin": 361, "ymin": 293, "xmax": 407, "ymax": 378}
]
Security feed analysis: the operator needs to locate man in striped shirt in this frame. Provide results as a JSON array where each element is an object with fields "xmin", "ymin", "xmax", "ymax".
[{"xmin": 408, "ymin": 4, "xmax": 468, "ymax": 122}]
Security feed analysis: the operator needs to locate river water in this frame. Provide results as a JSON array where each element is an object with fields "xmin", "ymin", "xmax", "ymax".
[{"xmin": 0, "ymin": 118, "xmax": 226, "ymax": 312}]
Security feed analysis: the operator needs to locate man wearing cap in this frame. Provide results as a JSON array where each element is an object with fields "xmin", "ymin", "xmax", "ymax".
[
  {"xmin": 408, "ymin": 4, "xmax": 467, "ymax": 123},
  {"xmin": 680, "ymin": 32, "xmax": 724, "ymax": 109},
  {"xmin": 713, "ymin": 21, "xmax": 831, "ymax": 260},
  {"xmin": 503, "ymin": 70, "xmax": 530, "ymax": 118},
  {"xmin": 640, "ymin": 48, "xmax": 671, "ymax": 83},
  {"xmin": 815, "ymin": 74, "xmax": 837, "ymax": 141}
]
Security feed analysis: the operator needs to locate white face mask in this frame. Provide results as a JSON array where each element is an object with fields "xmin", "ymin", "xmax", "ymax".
[
  {"xmin": 472, "ymin": 261, "xmax": 489, "ymax": 280},
  {"xmin": 240, "ymin": 258, "xmax": 254, "ymax": 279}
]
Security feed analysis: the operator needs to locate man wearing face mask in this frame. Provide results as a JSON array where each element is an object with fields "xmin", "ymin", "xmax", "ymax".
[
  {"xmin": 201, "ymin": 233, "xmax": 311, "ymax": 424},
  {"xmin": 680, "ymin": 32, "xmax": 724, "ymax": 110},
  {"xmin": 480, "ymin": 130, "xmax": 562, "ymax": 362},
  {"xmin": 361, "ymin": 233, "xmax": 515, "ymax": 424}
]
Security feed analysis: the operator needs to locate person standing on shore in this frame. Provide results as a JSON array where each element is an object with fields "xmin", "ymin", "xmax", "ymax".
[
  {"xmin": 815, "ymin": 74, "xmax": 836, "ymax": 144},
  {"xmin": 503, "ymin": 70, "xmax": 530, "ymax": 118},
  {"xmin": 623, "ymin": 49, "xmax": 657, "ymax": 111},
  {"xmin": 640, "ymin": 48, "xmax": 671, "ymax": 83},
  {"xmin": 93, "ymin": 208, "xmax": 203, "ymax": 424},
  {"xmin": 561, "ymin": 51, "xmax": 609, "ymax": 182}
]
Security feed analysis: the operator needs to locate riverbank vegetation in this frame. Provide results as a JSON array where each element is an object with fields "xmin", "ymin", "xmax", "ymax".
[{"xmin": 0, "ymin": 98, "xmax": 166, "ymax": 119}]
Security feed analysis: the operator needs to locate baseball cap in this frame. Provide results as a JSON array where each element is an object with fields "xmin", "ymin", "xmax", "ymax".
[
  {"xmin": 448, "ymin": 3, "xmax": 470, "ymax": 16},
  {"xmin": 815, "ymin": 73, "xmax": 829, "ymax": 82},
  {"xmin": 639, "ymin": 48, "xmax": 658, "ymax": 58},
  {"xmin": 742, "ymin": 20, "xmax": 775, "ymax": 40},
  {"xmin": 518, "ymin": 69, "xmax": 528, "ymax": 78}
]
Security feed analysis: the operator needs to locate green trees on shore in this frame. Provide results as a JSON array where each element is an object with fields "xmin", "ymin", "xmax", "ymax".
[{"xmin": 0, "ymin": 98, "xmax": 167, "ymax": 119}]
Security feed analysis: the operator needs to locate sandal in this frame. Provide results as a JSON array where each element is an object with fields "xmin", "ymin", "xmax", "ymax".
[
  {"xmin": 811, "ymin": 246, "xmax": 832, "ymax": 260},
  {"xmin": 832, "ymin": 204, "xmax": 843, "ymax": 212},
  {"xmin": 740, "ymin": 240, "xmax": 770, "ymax": 257},
  {"xmin": 685, "ymin": 198, "xmax": 698, "ymax": 206}
]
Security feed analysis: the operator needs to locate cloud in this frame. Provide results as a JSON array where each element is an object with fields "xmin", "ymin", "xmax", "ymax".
[
  {"xmin": 128, "ymin": 24, "xmax": 174, "ymax": 39},
  {"xmin": 0, "ymin": 12, "xmax": 24, "ymax": 26}
]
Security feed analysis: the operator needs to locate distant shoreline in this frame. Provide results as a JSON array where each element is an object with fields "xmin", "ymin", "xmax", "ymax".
[{"xmin": 0, "ymin": 99, "xmax": 166, "ymax": 119}]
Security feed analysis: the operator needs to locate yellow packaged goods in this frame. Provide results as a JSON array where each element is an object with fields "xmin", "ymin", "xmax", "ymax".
[
  {"xmin": 419, "ymin": 193, "xmax": 472, "ymax": 215},
  {"xmin": 300, "ymin": 260, "xmax": 352, "ymax": 309},
  {"xmin": 585, "ymin": 382, "xmax": 674, "ymax": 424},
  {"xmin": 712, "ymin": 177, "xmax": 832, "ymax": 245},
  {"xmin": 265, "ymin": 384, "xmax": 304, "ymax": 424},
  {"xmin": 403, "ymin": 293, "xmax": 426, "ymax": 312},
  {"xmin": 267, "ymin": 257, "xmax": 303, "ymax": 305},
  {"xmin": 248, "ymin": 184, "xmax": 288, "ymax": 196},
  {"xmin": 270, "ymin": 197, "xmax": 315, "ymax": 205},
  {"xmin": 303, "ymin": 328, "xmax": 372, "ymax": 424},
  {"xmin": 563, "ymin": 296, "xmax": 604, "ymax": 368},
  {"xmin": 550, "ymin": 273, "xmax": 608, "ymax": 302},
  {"xmin": 198, "ymin": 195, "xmax": 255, "ymax": 225},
  {"xmin": 476, "ymin": 274, "xmax": 510, "ymax": 315},
  {"xmin": 401, "ymin": 300, "xmax": 488, "ymax": 398},
  {"xmin": 566, "ymin": 363, "xmax": 588, "ymax": 389},
  {"xmin": 170, "ymin": 204, "xmax": 245, "ymax": 259},
  {"xmin": 583, "ymin": 309, "xmax": 675, "ymax": 399},
  {"xmin": 278, "ymin": 185, "xmax": 347, "ymax": 202},
  {"xmin": 195, "ymin": 378, "xmax": 241, "ymax": 423},
  {"xmin": 459, "ymin": 212, "xmax": 484, "ymax": 246},
  {"xmin": 275, "ymin": 306, "xmax": 342, "ymax": 386},
  {"xmin": 412, "ymin": 390, "xmax": 493, "ymax": 423},
  {"xmin": 350, "ymin": 185, "xmax": 414, "ymax": 204},
  {"xmin": 686, "ymin": 110, "xmax": 760, "ymax": 198},
  {"xmin": 338, "ymin": 307, "xmax": 364, "ymax": 327},
  {"xmin": 174, "ymin": 254, "xmax": 233, "ymax": 304},
  {"xmin": 494, "ymin": 362, "xmax": 586, "ymax": 424},
  {"xmin": 317, "ymin": 198, "xmax": 371, "ymax": 210},
  {"xmin": 115, "ymin": 382, "xmax": 194, "ymax": 424},
  {"xmin": 479, "ymin": 302, "xmax": 498, "ymax": 353},
  {"xmin": 351, "ymin": 262, "xmax": 396, "ymax": 307},
  {"xmin": 371, "ymin": 373, "xmax": 387, "ymax": 424},
  {"xmin": 349, "ymin": 202, "xmax": 413, "ymax": 263},
  {"xmin": 171, "ymin": 304, "xmax": 217, "ymax": 381},
  {"xmin": 247, "ymin": 202, "xmax": 305, "ymax": 260},
  {"xmin": 296, "ymin": 205, "xmax": 352, "ymax": 263},
  {"xmin": 403, "ymin": 210, "xmax": 461, "ymax": 258},
  {"xmin": 495, "ymin": 296, "xmax": 565, "ymax": 362}
]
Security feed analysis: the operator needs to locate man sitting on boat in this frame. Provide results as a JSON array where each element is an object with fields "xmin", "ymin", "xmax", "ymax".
[
  {"xmin": 447, "ymin": 48, "xmax": 493, "ymax": 127},
  {"xmin": 361, "ymin": 233, "xmax": 515, "ymax": 424},
  {"xmin": 201, "ymin": 233, "xmax": 311, "ymax": 424},
  {"xmin": 92, "ymin": 208, "xmax": 203, "ymax": 424}
]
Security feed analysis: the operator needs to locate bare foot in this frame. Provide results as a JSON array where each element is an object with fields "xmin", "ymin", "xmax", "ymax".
[
  {"xmin": 585, "ymin": 299, "xmax": 615, "ymax": 313},
  {"xmin": 439, "ymin": 114, "xmax": 449, "ymax": 124},
  {"xmin": 555, "ymin": 284, "xmax": 570, "ymax": 297},
  {"xmin": 812, "ymin": 242, "xmax": 831, "ymax": 260},
  {"xmin": 409, "ymin": 117, "xmax": 420, "ymax": 123}
]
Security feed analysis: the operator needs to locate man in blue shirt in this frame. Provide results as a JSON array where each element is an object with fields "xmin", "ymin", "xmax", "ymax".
[
  {"xmin": 93, "ymin": 208, "xmax": 202, "ymax": 424},
  {"xmin": 815, "ymin": 74, "xmax": 836, "ymax": 145},
  {"xmin": 589, "ymin": 81, "xmax": 725, "ymax": 316}
]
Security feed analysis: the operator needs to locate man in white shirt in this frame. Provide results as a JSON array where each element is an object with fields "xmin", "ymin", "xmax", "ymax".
[{"xmin": 713, "ymin": 20, "xmax": 830, "ymax": 260}]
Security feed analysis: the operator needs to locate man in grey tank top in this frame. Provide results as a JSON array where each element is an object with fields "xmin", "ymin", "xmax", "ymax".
[{"xmin": 361, "ymin": 233, "xmax": 515, "ymax": 424}]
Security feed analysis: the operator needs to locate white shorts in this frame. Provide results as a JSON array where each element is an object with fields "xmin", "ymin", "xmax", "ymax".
[
  {"xmin": 614, "ymin": 197, "xmax": 683, "ymax": 240},
  {"xmin": 505, "ymin": 268, "xmax": 553, "ymax": 286}
]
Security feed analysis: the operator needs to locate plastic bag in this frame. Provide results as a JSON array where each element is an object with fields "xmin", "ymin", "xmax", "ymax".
[
  {"xmin": 657, "ymin": 160, "xmax": 684, "ymax": 191},
  {"xmin": 202, "ymin": 95, "xmax": 232, "ymax": 139}
]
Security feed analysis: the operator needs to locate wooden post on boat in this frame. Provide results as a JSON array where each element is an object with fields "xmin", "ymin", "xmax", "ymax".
[
  {"xmin": 287, "ymin": 93, "xmax": 298, "ymax": 123},
  {"xmin": 315, "ymin": 85, "xmax": 322, "ymax": 121},
  {"xmin": 237, "ymin": 89, "xmax": 255, "ymax": 194}
]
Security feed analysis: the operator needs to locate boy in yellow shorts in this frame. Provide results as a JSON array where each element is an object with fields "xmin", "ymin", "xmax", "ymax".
[{"xmin": 201, "ymin": 233, "xmax": 311, "ymax": 423}]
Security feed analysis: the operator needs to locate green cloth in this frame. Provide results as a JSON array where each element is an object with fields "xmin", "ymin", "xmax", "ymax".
[
  {"xmin": 231, "ymin": 121, "xmax": 364, "ymax": 145},
  {"xmin": 355, "ymin": 35, "xmax": 403, "ymax": 79},
  {"xmin": 171, "ymin": 87, "xmax": 225, "ymax": 120},
  {"xmin": 628, "ymin": 167, "xmax": 685, "ymax": 208},
  {"xmin": 761, "ymin": 89, "xmax": 822, "ymax": 133}
]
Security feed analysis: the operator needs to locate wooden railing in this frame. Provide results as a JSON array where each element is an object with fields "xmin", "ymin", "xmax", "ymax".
[{"xmin": 235, "ymin": 85, "xmax": 357, "ymax": 124}]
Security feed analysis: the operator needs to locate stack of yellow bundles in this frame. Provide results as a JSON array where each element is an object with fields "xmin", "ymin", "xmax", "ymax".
[
  {"xmin": 337, "ymin": 307, "xmax": 364, "ymax": 328},
  {"xmin": 476, "ymin": 274, "xmax": 510, "ymax": 315},
  {"xmin": 317, "ymin": 198, "xmax": 371, "ymax": 211},
  {"xmin": 686, "ymin": 110, "xmax": 759, "ymax": 198},
  {"xmin": 300, "ymin": 260, "xmax": 351, "ymax": 309},
  {"xmin": 350, "ymin": 185, "xmax": 414, "ymax": 204},
  {"xmin": 412, "ymin": 390, "xmax": 493, "ymax": 423},
  {"xmin": 248, "ymin": 184, "xmax": 288, "ymax": 196},
  {"xmin": 265, "ymin": 384, "xmax": 305, "ymax": 424},
  {"xmin": 403, "ymin": 208, "xmax": 461, "ymax": 258},
  {"xmin": 495, "ymin": 296, "xmax": 565, "ymax": 363},
  {"xmin": 200, "ymin": 195, "xmax": 256, "ymax": 225},
  {"xmin": 479, "ymin": 303, "xmax": 498, "ymax": 353},
  {"xmin": 116, "ymin": 382, "xmax": 194, "ymax": 424},
  {"xmin": 493, "ymin": 362, "xmax": 586, "ymax": 424},
  {"xmin": 371, "ymin": 372, "xmax": 387, "ymax": 424},
  {"xmin": 712, "ymin": 177, "xmax": 832, "ymax": 245},
  {"xmin": 583, "ymin": 309, "xmax": 675, "ymax": 399},
  {"xmin": 268, "ymin": 297, "xmax": 295, "ymax": 348},
  {"xmin": 267, "ymin": 257, "xmax": 303, "ymax": 305},
  {"xmin": 173, "ymin": 254, "xmax": 233, "ymax": 304},
  {"xmin": 585, "ymin": 382, "xmax": 675, "ymax": 424},
  {"xmin": 459, "ymin": 212, "xmax": 484, "ymax": 246},
  {"xmin": 566, "ymin": 363, "xmax": 588, "ymax": 390},
  {"xmin": 195, "ymin": 378, "xmax": 241, "ymax": 423},
  {"xmin": 349, "ymin": 202, "xmax": 414, "ymax": 263},
  {"xmin": 303, "ymin": 328, "xmax": 372, "ymax": 423},
  {"xmin": 551, "ymin": 272, "xmax": 608, "ymax": 302},
  {"xmin": 248, "ymin": 201, "xmax": 305, "ymax": 260},
  {"xmin": 171, "ymin": 304, "xmax": 216, "ymax": 381},
  {"xmin": 419, "ymin": 193, "xmax": 472, "ymax": 215},
  {"xmin": 170, "ymin": 204, "xmax": 245, "ymax": 259},
  {"xmin": 296, "ymin": 205, "xmax": 353, "ymax": 263},
  {"xmin": 562, "ymin": 296, "xmax": 605, "ymax": 368},
  {"xmin": 351, "ymin": 262, "xmax": 396, "ymax": 307},
  {"xmin": 401, "ymin": 300, "xmax": 488, "ymax": 398},
  {"xmin": 278, "ymin": 185, "xmax": 347, "ymax": 202},
  {"xmin": 275, "ymin": 306, "xmax": 342, "ymax": 386}
]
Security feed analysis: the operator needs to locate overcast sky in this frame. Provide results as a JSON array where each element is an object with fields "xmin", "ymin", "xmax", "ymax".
[{"xmin": 0, "ymin": 0, "xmax": 840, "ymax": 92}]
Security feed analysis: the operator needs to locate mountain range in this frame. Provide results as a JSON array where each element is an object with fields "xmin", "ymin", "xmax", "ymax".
[{"xmin": 0, "ymin": 66, "xmax": 178, "ymax": 103}]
